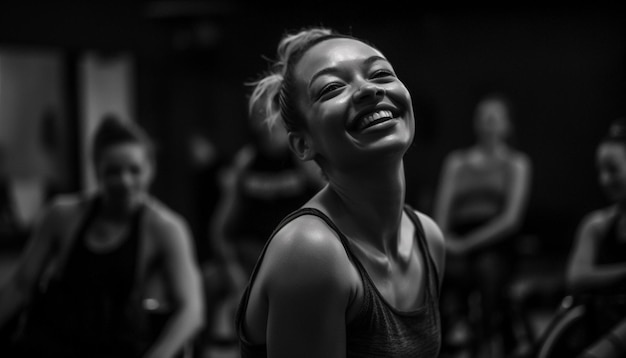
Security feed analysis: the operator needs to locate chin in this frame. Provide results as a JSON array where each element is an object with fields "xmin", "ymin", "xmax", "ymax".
[{"xmin": 112, "ymin": 194, "xmax": 143, "ymax": 209}]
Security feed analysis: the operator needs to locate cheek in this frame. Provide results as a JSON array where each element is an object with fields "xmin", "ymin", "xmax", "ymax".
[
  {"xmin": 600, "ymin": 169, "xmax": 626, "ymax": 196},
  {"xmin": 136, "ymin": 167, "xmax": 154, "ymax": 188}
]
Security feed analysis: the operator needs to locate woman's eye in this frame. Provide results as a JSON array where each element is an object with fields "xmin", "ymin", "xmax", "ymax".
[
  {"xmin": 318, "ymin": 83, "xmax": 343, "ymax": 98},
  {"xmin": 371, "ymin": 69, "xmax": 394, "ymax": 79}
]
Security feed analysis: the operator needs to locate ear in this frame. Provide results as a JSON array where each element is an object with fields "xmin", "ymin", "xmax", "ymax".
[{"xmin": 288, "ymin": 131, "xmax": 315, "ymax": 161}]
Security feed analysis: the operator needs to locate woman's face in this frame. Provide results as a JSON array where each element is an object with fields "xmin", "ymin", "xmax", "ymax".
[
  {"xmin": 292, "ymin": 38, "xmax": 415, "ymax": 172},
  {"xmin": 96, "ymin": 142, "xmax": 153, "ymax": 209},
  {"xmin": 597, "ymin": 142, "xmax": 626, "ymax": 203},
  {"xmin": 474, "ymin": 98, "xmax": 510, "ymax": 144}
]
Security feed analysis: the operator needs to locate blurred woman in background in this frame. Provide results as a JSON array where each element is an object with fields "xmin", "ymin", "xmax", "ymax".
[
  {"xmin": 565, "ymin": 117, "xmax": 626, "ymax": 358},
  {"xmin": 0, "ymin": 115, "xmax": 204, "ymax": 358},
  {"xmin": 203, "ymin": 76, "xmax": 324, "ymax": 345},
  {"xmin": 434, "ymin": 93, "xmax": 532, "ymax": 357}
]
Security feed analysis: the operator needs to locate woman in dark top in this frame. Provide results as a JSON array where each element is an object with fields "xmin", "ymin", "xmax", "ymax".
[
  {"xmin": 566, "ymin": 118, "xmax": 626, "ymax": 358},
  {"xmin": 234, "ymin": 26, "xmax": 446, "ymax": 357},
  {"xmin": 0, "ymin": 116, "xmax": 204, "ymax": 358},
  {"xmin": 210, "ymin": 78, "xmax": 324, "ymax": 277},
  {"xmin": 205, "ymin": 77, "xmax": 324, "ymax": 343},
  {"xmin": 433, "ymin": 93, "xmax": 532, "ymax": 356}
]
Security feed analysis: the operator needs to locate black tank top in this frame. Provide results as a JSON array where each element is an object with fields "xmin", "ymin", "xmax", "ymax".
[
  {"xmin": 236, "ymin": 205, "xmax": 442, "ymax": 357},
  {"xmin": 19, "ymin": 197, "xmax": 145, "ymax": 357},
  {"xmin": 598, "ymin": 213, "xmax": 626, "ymax": 267}
]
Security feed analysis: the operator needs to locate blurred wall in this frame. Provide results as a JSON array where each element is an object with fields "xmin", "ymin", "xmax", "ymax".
[
  {"xmin": 0, "ymin": 49, "xmax": 67, "ymax": 227},
  {"xmin": 79, "ymin": 52, "xmax": 135, "ymax": 192}
]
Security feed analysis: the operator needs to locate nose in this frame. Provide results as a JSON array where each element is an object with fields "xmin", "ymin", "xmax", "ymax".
[
  {"xmin": 353, "ymin": 83, "xmax": 385, "ymax": 103},
  {"xmin": 599, "ymin": 171, "xmax": 611, "ymax": 188},
  {"xmin": 112, "ymin": 170, "xmax": 135, "ymax": 191}
]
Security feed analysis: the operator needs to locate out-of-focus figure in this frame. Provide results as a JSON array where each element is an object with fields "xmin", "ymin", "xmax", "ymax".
[
  {"xmin": 536, "ymin": 117, "xmax": 626, "ymax": 358},
  {"xmin": 0, "ymin": 115, "xmax": 204, "ymax": 358},
  {"xmin": 434, "ymin": 93, "xmax": 532, "ymax": 357},
  {"xmin": 0, "ymin": 145, "xmax": 21, "ymax": 240},
  {"xmin": 202, "ymin": 76, "xmax": 324, "ymax": 346}
]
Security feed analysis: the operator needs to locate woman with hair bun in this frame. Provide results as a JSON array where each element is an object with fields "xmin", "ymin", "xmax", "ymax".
[
  {"xmin": 234, "ymin": 27, "xmax": 445, "ymax": 357},
  {"xmin": 564, "ymin": 117, "xmax": 626, "ymax": 358},
  {"xmin": 0, "ymin": 115, "xmax": 204, "ymax": 358}
]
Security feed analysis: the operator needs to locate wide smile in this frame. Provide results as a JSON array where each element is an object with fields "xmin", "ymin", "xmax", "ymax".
[{"xmin": 352, "ymin": 109, "xmax": 395, "ymax": 132}]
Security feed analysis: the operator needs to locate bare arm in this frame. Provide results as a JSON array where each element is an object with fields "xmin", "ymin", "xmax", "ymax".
[
  {"xmin": 207, "ymin": 148, "xmax": 253, "ymax": 289},
  {"xmin": 0, "ymin": 202, "xmax": 64, "ymax": 327},
  {"xmin": 209, "ymin": 167, "xmax": 241, "ymax": 263},
  {"xmin": 566, "ymin": 210, "xmax": 626, "ymax": 294},
  {"xmin": 262, "ymin": 221, "xmax": 354, "ymax": 358},
  {"xmin": 144, "ymin": 214, "xmax": 205, "ymax": 358},
  {"xmin": 433, "ymin": 152, "xmax": 461, "ymax": 235},
  {"xmin": 454, "ymin": 153, "xmax": 532, "ymax": 253}
]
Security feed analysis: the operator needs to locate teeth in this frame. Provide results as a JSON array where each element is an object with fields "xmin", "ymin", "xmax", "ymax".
[{"xmin": 357, "ymin": 110, "xmax": 393, "ymax": 130}]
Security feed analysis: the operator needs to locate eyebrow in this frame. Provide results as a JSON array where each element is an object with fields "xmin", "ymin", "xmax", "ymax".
[{"xmin": 308, "ymin": 55, "xmax": 389, "ymax": 89}]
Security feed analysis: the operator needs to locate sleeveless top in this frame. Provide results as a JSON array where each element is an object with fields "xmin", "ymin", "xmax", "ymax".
[
  {"xmin": 224, "ymin": 148, "xmax": 319, "ymax": 245},
  {"xmin": 449, "ymin": 155, "xmax": 513, "ymax": 236},
  {"xmin": 585, "ymin": 212, "xmax": 626, "ymax": 335},
  {"xmin": 235, "ymin": 205, "xmax": 442, "ymax": 358},
  {"xmin": 598, "ymin": 213, "xmax": 626, "ymax": 267},
  {"xmin": 18, "ymin": 196, "xmax": 147, "ymax": 357}
]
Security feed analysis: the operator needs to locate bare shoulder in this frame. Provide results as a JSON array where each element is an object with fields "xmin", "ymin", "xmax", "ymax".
[
  {"xmin": 143, "ymin": 197, "xmax": 191, "ymax": 241},
  {"xmin": 579, "ymin": 206, "xmax": 614, "ymax": 238},
  {"xmin": 232, "ymin": 145, "xmax": 255, "ymax": 170},
  {"xmin": 260, "ymin": 214, "xmax": 356, "ymax": 296},
  {"xmin": 23, "ymin": 194, "xmax": 93, "ymax": 253},
  {"xmin": 445, "ymin": 149, "xmax": 467, "ymax": 167},
  {"xmin": 47, "ymin": 193, "xmax": 86, "ymax": 214},
  {"xmin": 40, "ymin": 194, "xmax": 90, "ymax": 229},
  {"xmin": 509, "ymin": 149, "xmax": 532, "ymax": 170}
]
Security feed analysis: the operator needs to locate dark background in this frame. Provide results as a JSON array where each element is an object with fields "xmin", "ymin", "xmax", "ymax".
[{"xmin": 1, "ymin": 1, "xmax": 624, "ymax": 257}]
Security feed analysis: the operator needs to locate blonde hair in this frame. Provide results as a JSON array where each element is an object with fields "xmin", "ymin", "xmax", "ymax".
[{"xmin": 247, "ymin": 27, "xmax": 361, "ymax": 132}]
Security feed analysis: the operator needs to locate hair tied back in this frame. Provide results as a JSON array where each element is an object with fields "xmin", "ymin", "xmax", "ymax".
[{"xmin": 607, "ymin": 117, "xmax": 626, "ymax": 141}]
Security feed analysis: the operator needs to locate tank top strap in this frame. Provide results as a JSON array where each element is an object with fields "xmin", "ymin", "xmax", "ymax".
[
  {"xmin": 53, "ymin": 195, "xmax": 102, "ymax": 278},
  {"xmin": 403, "ymin": 204, "xmax": 441, "ymax": 298},
  {"xmin": 73, "ymin": 195, "xmax": 103, "ymax": 243}
]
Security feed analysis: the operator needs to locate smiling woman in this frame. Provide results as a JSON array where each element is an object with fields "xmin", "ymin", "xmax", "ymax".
[{"xmin": 234, "ymin": 27, "xmax": 445, "ymax": 358}]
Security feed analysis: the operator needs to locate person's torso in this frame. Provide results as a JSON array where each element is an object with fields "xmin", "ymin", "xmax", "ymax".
[
  {"xmin": 598, "ymin": 211, "xmax": 626, "ymax": 266},
  {"xmin": 236, "ymin": 205, "xmax": 441, "ymax": 358},
  {"xmin": 231, "ymin": 149, "xmax": 318, "ymax": 242},
  {"xmin": 449, "ymin": 153, "xmax": 513, "ymax": 234},
  {"xmin": 582, "ymin": 210, "xmax": 626, "ymax": 336},
  {"xmin": 22, "ymin": 196, "xmax": 146, "ymax": 356}
]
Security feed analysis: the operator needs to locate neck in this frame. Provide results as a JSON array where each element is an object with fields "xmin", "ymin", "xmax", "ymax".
[
  {"xmin": 477, "ymin": 140, "xmax": 508, "ymax": 157},
  {"xmin": 323, "ymin": 160, "xmax": 406, "ymax": 253},
  {"xmin": 99, "ymin": 196, "xmax": 143, "ymax": 223}
]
